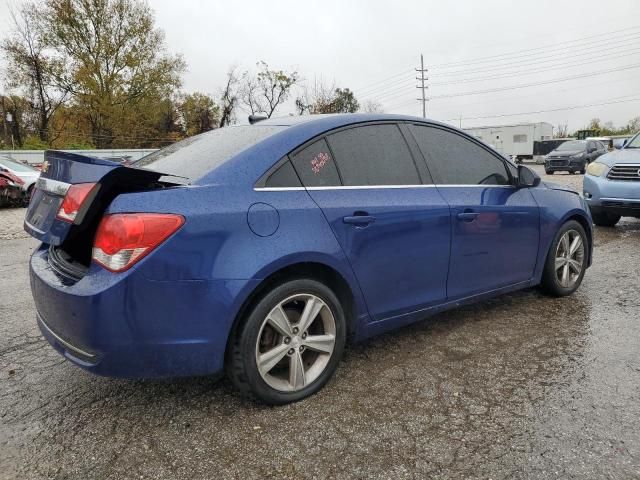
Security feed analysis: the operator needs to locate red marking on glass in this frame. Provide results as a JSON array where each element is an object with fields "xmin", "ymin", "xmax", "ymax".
[{"xmin": 311, "ymin": 152, "xmax": 330, "ymax": 174}]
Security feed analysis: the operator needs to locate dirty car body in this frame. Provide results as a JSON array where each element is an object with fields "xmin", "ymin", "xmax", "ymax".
[{"xmin": 25, "ymin": 114, "xmax": 593, "ymax": 388}]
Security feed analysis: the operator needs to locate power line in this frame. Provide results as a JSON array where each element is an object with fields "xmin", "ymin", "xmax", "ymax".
[
  {"xmin": 353, "ymin": 67, "xmax": 414, "ymax": 95},
  {"xmin": 431, "ymin": 32, "xmax": 640, "ymax": 78},
  {"xmin": 430, "ymin": 47, "xmax": 640, "ymax": 87},
  {"xmin": 357, "ymin": 27, "xmax": 640, "ymax": 108},
  {"xmin": 429, "ymin": 24, "xmax": 640, "ymax": 69},
  {"xmin": 442, "ymin": 94, "xmax": 640, "ymax": 123},
  {"xmin": 430, "ymin": 63, "xmax": 640, "ymax": 100}
]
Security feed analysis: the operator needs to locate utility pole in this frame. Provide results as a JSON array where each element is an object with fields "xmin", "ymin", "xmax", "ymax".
[{"xmin": 415, "ymin": 54, "xmax": 428, "ymax": 118}]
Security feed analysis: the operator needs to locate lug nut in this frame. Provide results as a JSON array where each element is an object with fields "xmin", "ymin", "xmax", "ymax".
[
  {"xmin": 284, "ymin": 337, "xmax": 291, "ymax": 344},
  {"xmin": 292, "ymin": 327, "xmax": 299, "ymax": 334},
  {"xmin": 299, "ymin": 346, "xmax": 305, "ymax": 352},
  {"xmin": 288, "ymin": 348, "xmax": 295, "ymax": 355},
  {"xmin": 302, "ymin": 332, "xmax": 307, "ymax": 339}
]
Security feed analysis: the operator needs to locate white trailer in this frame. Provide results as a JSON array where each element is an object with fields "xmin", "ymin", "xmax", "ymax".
[{"xmin": 463, "ymin": 122, "xmax": 553, "ymax": 161}]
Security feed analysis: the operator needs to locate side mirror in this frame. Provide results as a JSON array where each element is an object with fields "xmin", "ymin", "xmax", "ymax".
[
  {"xmin": 517, "ymin": 164, "xmax": 541, "ymax": 188},
  {"xmin": 623, "ymin": 139, "xmax": 628, "ymax": 147}
]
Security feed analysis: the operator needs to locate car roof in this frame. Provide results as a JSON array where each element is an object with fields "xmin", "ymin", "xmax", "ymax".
[
  {"xmin": 257, "ymin": 113, "xmax": 447, "ymax": 129},
  {"xmin": 197, "ymin": 114, "xmax": 470, "ymax": 187}
]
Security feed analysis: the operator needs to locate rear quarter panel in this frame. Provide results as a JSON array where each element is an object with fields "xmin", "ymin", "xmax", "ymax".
[{"xmin": 107, "ymin": 185, "xmax": 370, "ymax": 336}]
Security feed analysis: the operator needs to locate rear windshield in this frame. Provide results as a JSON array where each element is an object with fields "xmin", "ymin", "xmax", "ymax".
[
  {"xmin": 135, "ymin": 125, "xmax": 286, "ymax": 180},
  {"xmin": 556, "ymin": 140, "xmax": 586, "ymax": 151}
]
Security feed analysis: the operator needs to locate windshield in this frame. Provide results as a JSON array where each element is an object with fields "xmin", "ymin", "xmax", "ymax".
[
  {"xmin": 626, "ymin": 133, "xmax": 640, "ymax": 148},
  {"xmin": 556, "ymin": 140, "xmax": 586, "ymax": 151},
  {"xmin": 135, "ymin": 125, "xmax": 286, "ymax": 180},
  {"xmin": 0, "ymin": 157, "xmax": 38, "ymax": 172}
]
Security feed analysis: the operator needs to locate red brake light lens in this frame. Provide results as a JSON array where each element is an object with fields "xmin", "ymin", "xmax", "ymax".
[
  {"xmin": 92, "ymin": 213, "xmax": 184, "ymax": 272},
  {"xmin": 57, "ymin": 183, "xmax": 97, "ymax": 223}
]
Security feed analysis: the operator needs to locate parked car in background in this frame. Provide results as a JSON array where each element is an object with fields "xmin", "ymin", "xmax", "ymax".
[
  {"xmin": 0, "ymin": 167, "xmax": 25, "ymax": 207},
  {"xmin": 0, "ymin": 155, "xmax": 40, "ymax": 195},
  {"xmin": 586, "ymin": 136, "xmax": 613, "ymax": 151},
  {"xmin": 544, "ymin": 139, "xmax": 607, "ymax": 174},
  {"xmin": 24, "ymin": 114, "xmax": 592, "ymax": 404},
  {"xmin": 533, "ymin": 138, "xmax": 571, "ymax": 164},
  {"xmin": 583, "ymin": 131, "xmax": 640, "ymax": 226}
]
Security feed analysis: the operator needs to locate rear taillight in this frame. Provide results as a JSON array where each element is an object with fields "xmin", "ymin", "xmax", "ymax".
[
  {"xmin": 56, "ymin": 183, "xmax": 97, "ymax": 223},
  {"xmin": 92, "ymin": 213, "xmax": 185, "ymax": 272}
]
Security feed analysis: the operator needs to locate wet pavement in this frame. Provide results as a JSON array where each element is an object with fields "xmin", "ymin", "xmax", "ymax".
[{"xmin": 1, "ymin": 167, "xmax": 639, "ymax": 479}]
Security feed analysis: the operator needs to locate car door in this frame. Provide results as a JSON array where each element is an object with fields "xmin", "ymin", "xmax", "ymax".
[
  {"xmin": 290, "ymin": 123, "xmax": 451, "ymax": 322},
  {"xmin": 408, "ymin": 124, "xmax": 540, "ymax": 299}
]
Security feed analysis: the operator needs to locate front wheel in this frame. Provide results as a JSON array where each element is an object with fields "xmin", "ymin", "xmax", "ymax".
[
  {"xmin": 227, "ymin": 278, "xmax": 346, "ymax": 404},
  {"xmin": 545, "ymin": 169, "xmax": 554, "ymax": 175},
  {"xmin": 540, "ymin": 220, "xmax": 588, "ymax": 297}
]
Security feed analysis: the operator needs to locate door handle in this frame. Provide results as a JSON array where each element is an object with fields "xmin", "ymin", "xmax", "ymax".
[
  {"xmin": 457, "ymin": 210, "xmax": 479, "ymax": 222},
  {"xmin": 343, "ymin": 214, "xmax": 376, "ymax": 226}
]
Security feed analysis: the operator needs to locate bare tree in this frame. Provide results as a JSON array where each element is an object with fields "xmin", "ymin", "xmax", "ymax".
[
  {"xmin": 555, "ymin": 123, "xmax": 569, "ymax": 138},
  {"xmin": 295, "ymin": 79, "xmax": 360, "ymax": 114},
  {"xmin": 240, "ymin": 61, "xmax": 298, "ymax": 118},
  {"xmin": 219, "ymin": 67, "xmax": 239, "ymax": 127},
  {"xmin": 361, "ymin": 100, "xmax": 384, "ymax": 113},
  {"xmin": 1, "ymin": 2, "xmax": 67, "ymax": 142},
  {"xmin": 295, "ymin": 79, "xmax": 336, "ymax": 114}
]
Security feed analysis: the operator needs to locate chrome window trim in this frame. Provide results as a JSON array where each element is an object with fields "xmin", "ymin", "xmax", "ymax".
[
  {"xmin": 36, "ymin": 177, "xmax": 71, "ymax": 196},
  {"xmin": 254, "ymin": 184, "xmax": 514, "ymax": 192}
]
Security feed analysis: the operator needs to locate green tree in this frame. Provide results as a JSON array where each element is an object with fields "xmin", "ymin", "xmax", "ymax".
[
  {"xmin": 179, "ymin": 93, "xmax": 220, "ymax": 136},
  {"xmin": 44, "ymin": 0, "xmax": 185, "ymax": 148},
  {"xmin": 330, "ymin": 88, "xmax": 359, "ymax": 113}
]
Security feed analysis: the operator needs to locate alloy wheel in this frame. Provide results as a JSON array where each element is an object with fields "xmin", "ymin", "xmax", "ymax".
[
  {"xmin": 554, "ymin": 229, "xmax": 585, "ymax": 288},
  {"xmin": 255, "ymin": 294, "xmax": 336, "ymax": 392}
]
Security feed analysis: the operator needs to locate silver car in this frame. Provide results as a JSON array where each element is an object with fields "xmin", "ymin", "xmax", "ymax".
[{"xmin": 0, "ymin": 156, "xmax": 40, "ymax": 194}]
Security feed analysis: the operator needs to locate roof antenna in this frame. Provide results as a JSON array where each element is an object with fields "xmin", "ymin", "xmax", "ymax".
[{"xmin": 248, "ymin": 115, "xmax": 268, "ymax": 125}]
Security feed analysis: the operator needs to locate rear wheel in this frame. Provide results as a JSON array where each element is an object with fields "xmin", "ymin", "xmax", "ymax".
[
  {"xmin": 540, "ymin": 220, "xmax": 588, "ymax": 297},
  {"xmin": 545, "ymin": 170, "xmax": 554, "ymax": 175},
  {"xmin": 592, "ymin": 210, "xmax": 620, "ymax": 227},
  {"xmin": 227, "ymin": 278, "xmax": 346, "ymax": 404}
]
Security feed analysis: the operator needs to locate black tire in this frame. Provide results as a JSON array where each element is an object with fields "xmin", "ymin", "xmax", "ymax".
[
  {"xmin": 591, "ymin": 210, "xmax": 620, "ymax": 227},
  {"xmin": 568, "ymin": 170, "xmax": 575, "ymax": 175},
  {"xmin": 580, "ymin": 165, "xmax": 586, "ymax": 175},
  {"xmin": 226, "ymin": 278, "xmax": 346, "ymax": 405},
  {"xmin": 540, "ymin": 220, "xmax": 588, "ymax": 297},
  {"xmin": 545, "ymin": 170, "xmax": 554, "ymax": 175}
]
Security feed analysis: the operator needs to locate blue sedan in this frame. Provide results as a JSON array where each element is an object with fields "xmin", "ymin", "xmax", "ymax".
[{"xmin": 25, "ymin": 114, "xmax": 592, "ymax": 404}]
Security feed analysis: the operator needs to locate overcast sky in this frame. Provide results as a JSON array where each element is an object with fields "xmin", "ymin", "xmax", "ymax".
[{"xmin": 1, "ymin": 0, "xmax": 639, "ymax": 131}]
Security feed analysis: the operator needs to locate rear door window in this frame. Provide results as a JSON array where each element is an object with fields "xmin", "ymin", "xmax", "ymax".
[
  {"xmin": 291, "ymin": 138, "xmax": 341, "ymax": 187},
  {"xmin": 409, "ymin": 125, "xmax": 510, "ymax": 185},
  {"xmin": 326, "ymin": 124, "xmax": 421, "ymax": 186}
]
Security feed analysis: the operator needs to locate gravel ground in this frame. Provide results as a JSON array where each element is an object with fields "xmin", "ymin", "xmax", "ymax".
[{"xmin": 1, "ymin": 167, "xmax": 639, "ymax": 480}]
